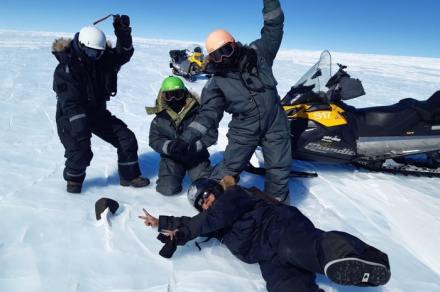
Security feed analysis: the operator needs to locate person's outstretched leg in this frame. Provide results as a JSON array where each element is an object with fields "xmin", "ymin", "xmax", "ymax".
[
  {"xmin": 57, "ymin": 115, "xmax": 93, "ymax": 193},
  {"xmin": 274, "ymin": 206, "xmax": 391, "ymax": 287},
  {"xmin": 259, "ymin": 257, "xmax": 323, "ymax": 292},
  {"xmin": 319, "ymin": 231, "xmax": 391, "ymax": 287},
  {"xmin": 261, "ymin": 107, "xmax": 291, "ymax": 201},
  {"xmin": 92, "ymin": 110, "xmax": 149, "ymax": 187},
  {"xmin": 210, "ymin": 130, "xmax": 259, "ymax": 181}
]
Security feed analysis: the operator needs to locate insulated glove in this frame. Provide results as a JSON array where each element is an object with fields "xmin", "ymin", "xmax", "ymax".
[
  {"xmin": 157, "ymin": 233, "xmax": 177, "ymax": 258},
  {"xmin": 113, "ymin": 14, "xmax": 131, "ymax": 32},
  {"xmin": 167, "ymin": 140, "xmax": 189, "ymax": 155},
  {"xmin": 189, "ymin": 141, "xmax": 204, "ymax": 153},
  {"xmin": 113, "ymin": 14, "xmax": 132, "ymax": 48}
]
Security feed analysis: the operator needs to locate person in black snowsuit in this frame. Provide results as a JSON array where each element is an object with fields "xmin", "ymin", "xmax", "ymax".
[
  {"xmin": 139, "ymin": 177, "xmax": 391, "ymax": 292},
  {"xmin": 52, "ymin": 15, "xmax": 149, "ymax": 193},
  {"xmin": 169, "ymin": 0, "xmax": 292, "ymax": 201},
  {"xmin": 146, "ymin": 76, "xmax": 217, "ymax": 195}
]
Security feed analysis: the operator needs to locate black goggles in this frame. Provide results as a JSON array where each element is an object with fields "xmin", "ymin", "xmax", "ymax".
[
  {"xmin": 209, "ymin": 42, "xmax": 236, "ymax": 63},
  {"xmin": 163, "ymin": 89, "xmax": 186, "ymax": 102},
  {"xmin": 80, "ymin": 44, "xmax": 105, "ymax": 60},
  {"xmin": 196, "ymin": 191, "xmax": 210, "ymax": 209}
]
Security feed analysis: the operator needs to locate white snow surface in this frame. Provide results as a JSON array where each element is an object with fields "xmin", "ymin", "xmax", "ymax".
[{"xmin": 0, "ymin": 30, "xmax": 439, "ymax": 292}]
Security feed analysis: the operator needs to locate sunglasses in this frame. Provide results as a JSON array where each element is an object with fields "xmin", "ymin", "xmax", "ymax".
[
  {"xmin": 163, "ymin": 89, "xmax": 186, "ymax": 102},
  {"xmin": 80, "ymin": 43, "xmax": 105, "ymax": 60},
  {"xmin": 209, "ymin": 42, "xmax": 236, "ymax": 63}
]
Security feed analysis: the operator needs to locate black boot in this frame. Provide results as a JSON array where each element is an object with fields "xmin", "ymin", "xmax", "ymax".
[
  {"xmin": 324, "ymin": 246, "xmax": 391, "ymax": 287},
  {"xmin": 120, "ymin": 176, "xmax": 150, "ymax": 188},
  {"xmin": 67, "ymin": 181, "xmax": 82, "ymax": 193}
]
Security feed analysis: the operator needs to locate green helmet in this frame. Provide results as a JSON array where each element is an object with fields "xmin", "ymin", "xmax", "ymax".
[{"xmin": 160, "ymin": 76, "xmax": 185, "ymax": 92}]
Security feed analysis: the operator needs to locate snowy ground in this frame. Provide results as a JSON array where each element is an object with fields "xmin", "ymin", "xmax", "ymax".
[{"xmin": 0, "ymin": 29, "xmax": 439, "ymax": 292}]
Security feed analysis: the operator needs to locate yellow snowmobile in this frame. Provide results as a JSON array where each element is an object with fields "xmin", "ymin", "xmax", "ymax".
[
  {"xmin": 169, "ymin": 47, "xmax": 206, "ymax": 82},
  {"xmin": 281, "ymin": 51, "xmax": 440, "ymax": 177}
]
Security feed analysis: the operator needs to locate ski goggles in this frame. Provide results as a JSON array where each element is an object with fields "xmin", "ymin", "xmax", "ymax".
[
  {"xmin": 80, "ymin": 44, "xmax": 105, "ymax": 60},
  {"xmin": 209, "ymin": 42, "xmax": 236, "ymax": 63},
  {"xmin": 163, "ymin": 89, "xmax": 186, "ymax": 102}
]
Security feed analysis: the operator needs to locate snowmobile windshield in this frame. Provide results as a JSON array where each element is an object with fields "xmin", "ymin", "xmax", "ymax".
[{"xmin": 294, "ymin": 50, "xmax": 332, "ymax": 94}]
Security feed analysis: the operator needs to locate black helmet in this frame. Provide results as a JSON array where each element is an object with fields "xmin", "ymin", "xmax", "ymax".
[
  {"xmin": 194, "ymin": 46, "xmax": 202, "ymax": 53},
  {"xmin": 187, "ymin": 178, "xmax": 223, "ymax": 211}
]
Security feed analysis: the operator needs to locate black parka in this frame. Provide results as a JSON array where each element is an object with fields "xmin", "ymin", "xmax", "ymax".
[
  {"xmin": 52, "ymin": 33, "xmax": 134, "ymax": 140},
  {"xmin": 158, "ymin": 186, "xmax": 287, "ymax": 263}
]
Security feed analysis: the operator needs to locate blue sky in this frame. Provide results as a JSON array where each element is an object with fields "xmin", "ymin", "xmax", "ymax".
[{"xmin": 0, "ymin": 0, "xmax": 438, "ymax": 58}]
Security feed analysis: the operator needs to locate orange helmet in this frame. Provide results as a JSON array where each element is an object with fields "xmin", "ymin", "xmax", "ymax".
[{"xmin": 205, "ymin": 29, "xmax": 235, "ymax": 54}]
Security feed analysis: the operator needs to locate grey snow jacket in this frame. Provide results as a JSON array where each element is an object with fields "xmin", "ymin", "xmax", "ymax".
[{"xmin": 180, "ymin": 0, "xmax": 286, "ymax": 146}]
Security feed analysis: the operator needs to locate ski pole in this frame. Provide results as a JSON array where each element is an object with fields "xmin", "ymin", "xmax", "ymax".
[{"xmin": 93, "ymin": 14, "xmax": 115, "ymax": 26}]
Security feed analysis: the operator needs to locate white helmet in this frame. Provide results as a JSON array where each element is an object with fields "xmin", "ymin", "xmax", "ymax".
[{"xmin": 78, "ymin": 26, "xmax": 106, "ymax": 50}]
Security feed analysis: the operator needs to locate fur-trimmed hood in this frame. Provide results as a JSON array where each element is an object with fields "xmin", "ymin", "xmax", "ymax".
[{"xmin": 52, "ymin": 37, "xmax": 72, "ymax": 53}]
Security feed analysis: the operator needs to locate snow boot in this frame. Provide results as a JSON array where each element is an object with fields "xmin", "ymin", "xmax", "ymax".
[
  {"xmin": 324, "ymin": 246, "xmax": 391, "ymax": 287},
  {"xmin": 67, "ymin": 181, "xmax": 82, "ymax": 194},
  {"xmin": 120, "ymin": 176, "xmax": 150, "ymax": 188}
]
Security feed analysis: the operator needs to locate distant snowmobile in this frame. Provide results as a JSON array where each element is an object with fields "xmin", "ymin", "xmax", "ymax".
[
  {"xmin": 280, "ymin": 50, "xmax": 440, "ymax": 177},
  {"xmin": 169, "ymin": 47, "xmax": 206, "ymax": 82}
]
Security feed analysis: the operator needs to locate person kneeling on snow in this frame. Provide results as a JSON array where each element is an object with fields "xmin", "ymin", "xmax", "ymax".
[
  {"xmin": 139, "ymin": 177, "xmax": 391, "ymax": 292},
  {"xmin": 146, "ymin": 76, "xmax": 217, "ymax": 195},
  {"xmin": 52, "ymin": 15, "xmax": 149, "ymax": 193}
]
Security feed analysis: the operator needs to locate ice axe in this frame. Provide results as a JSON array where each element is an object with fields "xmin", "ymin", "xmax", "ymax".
[
  {"xmin": 92, "ymin": 14, "xmax": 130, "ymax": 30},
  {"xmin": 95, "ymin": 197, "xmax": 119, "ymax": 220},
  {"xmin": 92, "ymin": 14, "xmax": 115, "ymax": 26}
]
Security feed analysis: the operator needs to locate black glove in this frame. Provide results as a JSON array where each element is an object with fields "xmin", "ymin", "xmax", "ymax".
[
  {"xmin": 189, "ymin": 141, "xmax": 204, "ymax": 153},
  {"xmin": 157, "ymin": 233, "xmax": 177, "ymax": 258},
  {"xmin": 113, "ymin": 14, "xmax": 131, "ymax": 33},
  {"xmin": 167, "ymin": 140, "xmax": 189, "ymax": 155}
]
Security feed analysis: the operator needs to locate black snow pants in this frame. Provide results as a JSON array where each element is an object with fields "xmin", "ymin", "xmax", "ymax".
[
  {"xmin": 156, "ymin": 155, "xmax": 212, "ymax": 196},
  {"xmin": 56, "ymin": 109, "xmax": 141, "ymax": 183},
  {"xmin": 259, "ymin": 206, "xmax": 388, "ymax": 292}
]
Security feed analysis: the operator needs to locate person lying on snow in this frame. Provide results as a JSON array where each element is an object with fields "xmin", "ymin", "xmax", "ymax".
[
  {"xmin": 139, "ymin": 177, "xmax": 391, "ymax": 292},
  {"xmin": 146, "ymin": 76, "xmax": 217, "ymax": 195}
]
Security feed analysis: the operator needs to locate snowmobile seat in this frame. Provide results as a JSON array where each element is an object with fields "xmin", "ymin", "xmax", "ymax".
[
  {"xmin": 405, "ymin": 91, "xmax": 440, "ymax": 122},
  {"xmin": 355, "ymin": 99, "xmax": 426, "ymax": 136}
]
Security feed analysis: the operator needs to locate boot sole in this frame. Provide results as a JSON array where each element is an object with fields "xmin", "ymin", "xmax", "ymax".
[
  {"xmin": 120, "ymin": 180, "xmax": 150, "ymax": 188},
  {"xmin": 67, "ymin": 187, "xmax": 82, "ymax": 194},
  {"xmin": 324, "ymin": 257, "xmax": 391, "ymax": 287},
  {"xmin": 120, "ymin": 181, "xmax": 130, "ymax": 187}
]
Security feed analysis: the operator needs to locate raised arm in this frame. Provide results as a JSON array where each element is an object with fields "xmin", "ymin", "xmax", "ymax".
[
  {"xmin": 251, "ymin": 0, "xmax": 284, "ymax": 67},
  {"xmin": 180, "ymin": 78, "xmax": 225, "ymax": 145},
  {"xmin": 112, "ymin": 14, "xmax": 134, "ymax": 66}
]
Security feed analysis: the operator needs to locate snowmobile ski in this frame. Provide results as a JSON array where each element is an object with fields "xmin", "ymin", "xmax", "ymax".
[{"xmin": 355, "ymin": 161, "xmax": 440, "ymax": 178}]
